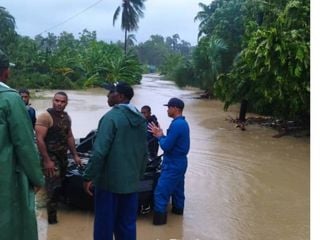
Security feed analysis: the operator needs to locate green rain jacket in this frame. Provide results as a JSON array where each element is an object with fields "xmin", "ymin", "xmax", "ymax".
[
  {"xmin": 84, "ymin": 104, "xmax": 148, "ymax": 193},
  {"xmin": 0, "ymin": 84, "xmax": 44, "ymax": 240}
]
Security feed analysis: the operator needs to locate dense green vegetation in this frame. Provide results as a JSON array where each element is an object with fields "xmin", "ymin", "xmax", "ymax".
[
  {"xmin": 0, "ymin": 5, "xmax": 192, "ymax": 90},
  {"xmin": 0, "ymin": 0, "xmax": 309, "ymax": 125},
  {"xmin": 162, "ymin": 0, "xmax": 310, "ymax": 125},
  {"xmin": 0, "ymin": 5, "xmax": 144, "ymax": 89},
  {"xmin": 7, "ymin": 32, "xmax": 144, "ymax": 89}
]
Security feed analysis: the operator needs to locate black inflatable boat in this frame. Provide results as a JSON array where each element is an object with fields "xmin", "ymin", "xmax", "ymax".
[{"xmin": 61, "ymin": 130, "xmax": 162, "ymax": 214}]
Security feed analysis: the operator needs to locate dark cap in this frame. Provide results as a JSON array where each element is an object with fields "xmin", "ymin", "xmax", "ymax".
[
  {"xmin": 103, "ymin": 82, "xmax": 134, "ymax": 100},
  {"xmin": 164, "ymin": 97, "xmax": 184, "ymax": 109},
  {"xmin": 0, "ymin": 49, "xmax": 9, "ymax": 69}
]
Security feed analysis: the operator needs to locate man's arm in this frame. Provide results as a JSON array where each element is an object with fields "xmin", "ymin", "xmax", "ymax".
[
  {"xmin": 35, "ymin": 125, "xmax": 55, "ymax": 177},
  {"xmin": 157, "ymin": 122, "xmax": 180, "ymax": 152}
]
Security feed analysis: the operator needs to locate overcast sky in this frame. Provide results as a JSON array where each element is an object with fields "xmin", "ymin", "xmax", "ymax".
[{"xmin": 1, "ymin": 0, "xmax": 213, "ymax": 46}]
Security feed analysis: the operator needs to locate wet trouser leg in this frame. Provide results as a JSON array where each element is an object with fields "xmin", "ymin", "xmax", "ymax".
[
  {"xmin": 114, "ymin": 193, "xmax": 138, "ymax": 240},
  {"xmin": 44, "ymin": 154, "xmax": 67, "ymax": 223},
  {"xmin": 94, "ymin": 188, "xmax": 138, "ymax": 240},
  {"xmin": 46, "ymin": 178, "xmax": 62, "ymax": 222},
  {"xmin": 171, "ymin": 175, "xmax": 185, "ymax": 210},
  {"xmin": 153, "ymin": 168, "xmax": 185, "ymax": 213}
]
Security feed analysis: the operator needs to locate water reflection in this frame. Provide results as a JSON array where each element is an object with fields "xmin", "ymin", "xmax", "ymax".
[{"xmin": 34, "ymin": 74, "xmax": 309, "ymax": 240}]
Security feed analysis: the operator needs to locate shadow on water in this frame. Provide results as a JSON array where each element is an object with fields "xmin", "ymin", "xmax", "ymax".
[{"xmin": 35, "ymin": 74, "xmax": 309, "ymax": 240}]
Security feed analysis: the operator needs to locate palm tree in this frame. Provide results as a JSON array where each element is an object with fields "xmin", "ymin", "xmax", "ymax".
[
  {"xmin": 194, "ymin": 2, "xmax": 219, "ymax": 40},
  {"xmin": 0, "ymin": 7, "xmax": 16, "ymax": 52},
  {"xmin": 127, "ymin": 34, "xmax": 137, "ymax": 48},
  {"xmin": 113, "ymin": 0, "xmax": 145, "ymax": 54}
]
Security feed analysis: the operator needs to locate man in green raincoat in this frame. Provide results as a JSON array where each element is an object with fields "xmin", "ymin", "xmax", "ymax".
[{"xmin": 0, "ymin": 50, "xmax": 44, "ymax": 240}]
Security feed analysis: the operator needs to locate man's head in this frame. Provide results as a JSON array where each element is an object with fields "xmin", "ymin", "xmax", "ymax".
[
  {"xmin": 19, "ymin": 88, "xmax": 31, "ymax": 105},
  {"xmin": 164, "ymin": 97, "xmax": 185, "ymax": 118},
  {"xmin": 0, "ymin": 50, "xmax": 10, "ymax": 82},
  {"xmin": 141, "ymin": 105, "xmax": 151, "ymax": 119},
  {"xmin": 52, "ymin": 91, "xmax": 68, "ymax": 112},
  {"xmin": 103, "ymin": 82, "xmax": 134, "ymax": 107}
]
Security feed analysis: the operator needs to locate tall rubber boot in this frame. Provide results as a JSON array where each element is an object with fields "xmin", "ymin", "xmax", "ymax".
[
  {"xmin": 153, "ymin": 212, "xmax": 167, "ymax": 225},
  {"xmin": 172, "ymin": 206, "xmax": 184, "ymax": 215},
  {"xmin": 47, "ymin": 188, "xmax": 59, "ymax": 224},
  {"xmin": 47, "ymin": 209, "xmax": 58, "ymax": 224}
]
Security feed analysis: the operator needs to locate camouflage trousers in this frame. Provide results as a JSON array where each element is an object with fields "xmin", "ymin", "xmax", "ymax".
[{"xmin": 44, "ymin": 153, "xmax": 68, "ymax": 218}]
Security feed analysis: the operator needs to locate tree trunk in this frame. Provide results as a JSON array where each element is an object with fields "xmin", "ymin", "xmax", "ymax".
[
  {"xmin": 124, "ymin": 30, "xmax": 128, "ymax": 55},
  {"xmin": 239, "ymin": 99, "xmax": 248, "ymax": 122}
]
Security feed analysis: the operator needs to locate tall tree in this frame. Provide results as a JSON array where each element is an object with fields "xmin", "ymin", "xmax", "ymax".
[
  {"xmin": 113, "ymin": 0, "xmax": 146, "ymax": 54},
  {"xmin": 194, "ymin": 1, "xmax": 220, "ymax": 40},
  {"xmin": 216, "ymin": 0, "xmax": 310, "ymax": 121}
]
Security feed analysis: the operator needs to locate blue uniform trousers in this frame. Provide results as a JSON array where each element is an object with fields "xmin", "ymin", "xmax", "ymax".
[
  {"xmin": 153, "ymin": 163, "xmax": 187, "ymax": 213},
  {"xmin": 94, "ymin": 188, "xmax": 138, "ymax": 240}
]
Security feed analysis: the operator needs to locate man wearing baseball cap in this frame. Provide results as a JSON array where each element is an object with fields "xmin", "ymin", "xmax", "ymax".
[
  {"xmin": 148, "ymin": 97, "xmax": 190, "ymax": 225},
  {"xmin": 102, "ymin": 82, "xmax": 134, "ymax": 100},
  {"xmin": 0, "ymin": 49, "xmax": 44, "ymax": 240},
  {"xmin": 83, "ymin": 81, "xmax": 148, "ymax": 239}
]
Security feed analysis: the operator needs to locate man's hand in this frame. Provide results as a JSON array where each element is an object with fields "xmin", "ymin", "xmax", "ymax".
[
  {"xmin": 148, "ymin": 122, "xmax": 164, "ymax": 138},
  {"xmin": 43, "ymin": 159, "xmax": 56, "ymax": 177},
  {"xmin": 83, "ymin": 181, "xmax": 94, "ymax": 196},
  {"xmin": 73, "ymin": 154, "xmax": 82, "ymax": 166}
]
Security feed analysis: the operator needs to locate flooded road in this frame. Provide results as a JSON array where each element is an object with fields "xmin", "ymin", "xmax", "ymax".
[{"xmin": 33, "ymin": 74, "xmax": 309, "ymax": 240}]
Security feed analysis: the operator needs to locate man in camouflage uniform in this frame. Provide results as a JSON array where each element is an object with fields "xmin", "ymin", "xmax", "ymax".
[{"xmin": 35, "ymin": 91, "xmax": 81, "ymax": 224}]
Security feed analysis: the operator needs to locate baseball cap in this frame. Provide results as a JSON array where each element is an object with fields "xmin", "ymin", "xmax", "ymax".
[
  {"xmin": 164, "ymin": 97, "xmax": 184, "ymax": 109},
  {"xmin": 102, "ymin": 82, "xmax": 134, "ymax": 100}
]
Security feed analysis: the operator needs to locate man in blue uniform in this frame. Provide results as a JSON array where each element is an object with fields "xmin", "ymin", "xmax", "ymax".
[{"xmin": 148, "ymin": 97, "xmax": 190, "ymax": 225}]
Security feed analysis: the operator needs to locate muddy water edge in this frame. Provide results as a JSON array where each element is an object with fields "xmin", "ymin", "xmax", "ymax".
[{"xmin": 32, "ymin": 74, "xmax": 309, "ymax": 240}]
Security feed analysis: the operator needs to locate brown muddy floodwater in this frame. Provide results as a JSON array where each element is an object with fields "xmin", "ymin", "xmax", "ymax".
[{"xmin": 32, "ymin": 74, "xmax": 309, "ymax": 240}]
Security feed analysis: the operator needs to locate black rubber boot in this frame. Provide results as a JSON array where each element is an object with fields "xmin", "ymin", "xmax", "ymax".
[
  {"xmin": 48, "ymin": 212, "xmax": 58, "ymax": 224},
  {"xmin": 153, "ymin": 212, "xmax": 167, "ymax": 225},
  {"xmin": 172, "ymin": 206, "xmax": 184, "ymax": 215},
  {"xmin": 47, "ymin": 202, "xmax": 58, "ymax": 224}
]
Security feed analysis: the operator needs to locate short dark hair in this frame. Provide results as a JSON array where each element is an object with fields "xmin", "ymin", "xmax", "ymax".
[
  {"xmin": 54, "ymin": 91, "xmax": 68, "ymax": 101},
  {"xmin": 141, "ymin": 105, "xmax": 151, "ymax": 112},
  {"xmin": 18, "ymin": 88, "xmax": 30, "ymax": 95}
]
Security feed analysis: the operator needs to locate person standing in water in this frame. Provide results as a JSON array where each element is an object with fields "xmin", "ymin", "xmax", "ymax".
[
  {"xmin": 83, "ymin": 82, "xmax": 148, "ymax": 240},
  {"xmin": 19, "ymin": 88, "xmax": 36, "ymax": 128},
  {"xmin": 148, "ymin": 97, "xmax": 190, "ymax": 225},
  {"xmin": 0, "ymin": 49, "xmax": 44, "ymax": 240},
  {"xmin": 35, "ymin": 91, "xmax": 81, "ymax": 224},
  {"xmin": 141, "ymin": 105, "xmax": 160, "ymax": 159}
]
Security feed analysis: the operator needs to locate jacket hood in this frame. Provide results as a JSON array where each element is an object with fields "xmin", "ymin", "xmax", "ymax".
[
  {"xmin": 0, "ymin": 83, "xmax": 16, "ymax": 93},
  {"xmin": 115, "ymin": 104, "xmax": 146, "ymax": 127}
]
